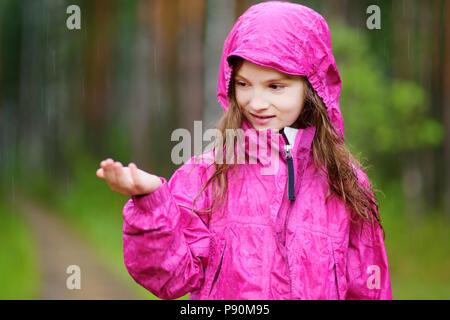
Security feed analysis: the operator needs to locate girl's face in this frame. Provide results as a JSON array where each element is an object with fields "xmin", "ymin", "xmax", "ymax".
[{"xmin": 234, "ymin": 60, "xmax": 306, "ymax": 131}]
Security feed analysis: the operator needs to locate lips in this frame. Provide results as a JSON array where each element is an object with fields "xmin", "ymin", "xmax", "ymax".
[
  {"xmin": 249, "ymin": 112, "xmax": 276, "ymax": 126},
  {"xmin": 250, "ymin": 113, "xmax": 276, "ymax": 119}
]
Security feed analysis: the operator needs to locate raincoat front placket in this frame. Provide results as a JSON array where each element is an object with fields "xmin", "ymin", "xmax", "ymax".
[{"xmin": 265, "ymin": 126, "xmax": 316, "ymax": 299}]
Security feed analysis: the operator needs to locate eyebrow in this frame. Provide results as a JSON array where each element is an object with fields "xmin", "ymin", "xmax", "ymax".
[{"xmin": 234, "ymin": 73, "xmax": 294, "ymax": 82}]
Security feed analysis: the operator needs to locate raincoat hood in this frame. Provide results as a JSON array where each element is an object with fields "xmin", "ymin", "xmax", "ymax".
[{"xmin": 217, "ymin": 1, "xmax": 344, "ymax": 138}]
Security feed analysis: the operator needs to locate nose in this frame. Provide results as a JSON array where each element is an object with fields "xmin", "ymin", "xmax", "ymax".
[{"xmin": 248, "ymin": 93, "xmax": 270, "ymax": 113}]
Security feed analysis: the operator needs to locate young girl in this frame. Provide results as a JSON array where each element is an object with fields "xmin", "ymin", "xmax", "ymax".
[{"xmin": 96, "ymin": 1, "xmax": 392, "ymax": 300}]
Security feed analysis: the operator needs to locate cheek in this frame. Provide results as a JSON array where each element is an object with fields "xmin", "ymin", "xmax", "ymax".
[
  {"xmin": 276, "ymin": 94, "xmax": 304, "ymax": 117},
  {"xmin": 234, "ymin": 91, "xmax": 246, "ymax": 105}
]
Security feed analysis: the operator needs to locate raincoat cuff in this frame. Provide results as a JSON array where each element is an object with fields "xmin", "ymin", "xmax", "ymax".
[
  {"xmin": 130, "ymin": 177, "xmax": 169, "ymax": 211},
  {"xmin": 123, "ymin": 177, "xmax": 172, "ymax": 233}
]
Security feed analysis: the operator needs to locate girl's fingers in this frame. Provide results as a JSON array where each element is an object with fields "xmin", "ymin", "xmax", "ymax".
[
  {"xmin": 98, "ymin": 159, "xmax": 112, "ymax": 179},
  {"xmin": 96, "ymin": 168, "xmax": 105, "ymax": 178},
  {"xmin": 101, "ymin": 158, "xmax": 114, "ymax": 170},
  {"xmin": 129, "ymin": 163, "xmax": 142, "ymax": 187},
  {"xmin": 113, "ymin": 162, "xmax": 126, "ymax": 185},
  {"xmin": 103, "ymin": 161, "xmax": 117, "ymax": 186}
]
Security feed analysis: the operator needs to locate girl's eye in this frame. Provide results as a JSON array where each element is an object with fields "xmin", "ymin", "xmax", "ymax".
[
  {"xmin": 269, "ymin": 84, "xmax": 285, "ymax": 90},
  {"xmin": 236, "ymin": 81, "xmax": 247, "ymax": 87}
]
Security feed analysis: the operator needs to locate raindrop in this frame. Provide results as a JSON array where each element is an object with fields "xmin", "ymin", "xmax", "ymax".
[
  {"xmin": 82, "ymin": 74, "xmax": 85, "ymax": 99},
  {"xmin": 52, "ymin": 49, "xmax": 56, "ymax": 75},
  {"xmin": 407, "ymin": 32, "xmax": 410, "ymax": 62}
]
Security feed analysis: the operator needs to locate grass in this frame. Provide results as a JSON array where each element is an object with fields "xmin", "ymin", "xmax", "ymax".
[
  {"xmin": 378, "ymin": 182, "xmax": 450, "ymax": 299},
  {"xmin": 0, "ymin": 196, "xmax": 40, "ymax": 299}
]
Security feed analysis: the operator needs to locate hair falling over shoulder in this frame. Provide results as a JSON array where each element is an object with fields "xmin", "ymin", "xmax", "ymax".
[{"xmin": 193, "ymin": 57, "xmax": 383, "ymax": 233}]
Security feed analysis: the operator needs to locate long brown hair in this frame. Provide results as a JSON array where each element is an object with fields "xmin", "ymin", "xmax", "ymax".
[{"xmin": 194, "ymin": 56, "xmax": 382, "ymax": 227}]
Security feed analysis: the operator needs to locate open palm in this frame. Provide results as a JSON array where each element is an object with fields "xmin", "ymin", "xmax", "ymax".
[{"xmin": 96, "ymin": 158, "xmax": 162, "ymax": 196}]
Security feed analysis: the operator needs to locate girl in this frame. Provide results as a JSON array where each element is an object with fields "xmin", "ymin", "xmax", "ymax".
[{"xmin": 96, "ymin": 1, "xmax": 392, "ymax": 300}]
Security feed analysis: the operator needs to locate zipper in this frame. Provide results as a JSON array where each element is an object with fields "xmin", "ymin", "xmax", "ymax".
[
  {"xmin": 284, "ymin": 144, "xmax": 295, "ymax": 201},
  {"xmin": 279, "ymin": 131, "xmax": 296, "ymax": 298}
]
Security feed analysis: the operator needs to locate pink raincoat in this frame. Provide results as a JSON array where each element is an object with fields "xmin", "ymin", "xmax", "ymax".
[{"xmin": 123, "ymin": 1, "xmax": 392, "ymax": 300}]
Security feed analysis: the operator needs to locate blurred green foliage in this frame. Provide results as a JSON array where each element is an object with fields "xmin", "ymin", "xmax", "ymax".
[{"xmin": 331, "ymin": 22, "xmax": 443, "ymax": 180}]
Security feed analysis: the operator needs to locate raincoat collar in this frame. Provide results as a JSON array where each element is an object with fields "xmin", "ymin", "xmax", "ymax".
[{"xmin": 240, "ymin": 118, "xmax": 316, "ymax": 162}]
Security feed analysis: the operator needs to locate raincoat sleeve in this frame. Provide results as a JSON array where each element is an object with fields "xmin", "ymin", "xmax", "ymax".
[
  {"xmin": 346, "ymin": 169, "xmax": 393, "ymax": 300},
  {"xmin": 122, "ymin": 157, "xmax": 212, "ymax": 300}
]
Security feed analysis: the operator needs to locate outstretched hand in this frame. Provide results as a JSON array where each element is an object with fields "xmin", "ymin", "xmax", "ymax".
[{"xmin": 96, "ymin": 158, "xmax": 162, "ymax": 196}]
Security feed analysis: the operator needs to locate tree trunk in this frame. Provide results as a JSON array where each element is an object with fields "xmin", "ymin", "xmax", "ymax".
[
  {"xmin": 442, "ymin": 0, "xmax": 450, "ymax": 216},
  {"xmin": 18, "ymin": 0, "xmax": 45, "ymax": 177},
  {"xmin": 177, "ymin": 0, "xmax": 205, "ymax": 147},
  {"xmin": 84, "ymin": 0, "xmax": 114, "ymax": 156},
  {"xmin": 203, "ymin": 0, "xmax": 236, "ymax": 128},
  {"xmin": 129, "ymin": 0, "xmax": 154, "ymax": 169},
  {"xmin": 149, "ymin": 0, "xmax": 179, "ymax": 175}
]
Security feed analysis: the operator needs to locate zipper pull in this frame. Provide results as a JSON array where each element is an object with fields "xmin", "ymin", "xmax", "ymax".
[{"xmin": 284, "ymin": 145, "xmax": 295, "ymax": 201}]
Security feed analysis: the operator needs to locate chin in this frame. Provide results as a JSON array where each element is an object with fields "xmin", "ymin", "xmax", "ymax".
[{"xmin": 254, "ymin": 124, "xmax": 281, "ymax": 131}]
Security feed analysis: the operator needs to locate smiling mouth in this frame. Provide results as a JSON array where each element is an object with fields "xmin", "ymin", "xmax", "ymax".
[{"xmin": 250, "ymin": 113, "xmax": 276, "ymax": 119}]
